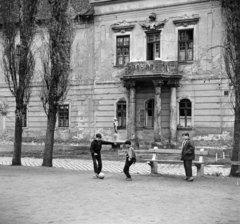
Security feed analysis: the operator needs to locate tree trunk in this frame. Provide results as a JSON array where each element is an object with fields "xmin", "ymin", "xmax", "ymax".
[
  {"xmin": 12, "ymin": 101, "xmax": 23, "ymax": 165},
  {"xmin": 42, "ymin": 103, "xmax": 57, "ymax": 167},
  {"xmin": 230, "ymin": 87, "xmax": 240, "ymax": 177}
]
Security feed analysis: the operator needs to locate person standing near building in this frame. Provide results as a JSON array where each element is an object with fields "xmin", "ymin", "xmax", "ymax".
[
  {"xmin": 181, "ymin": 132, "xmax": 195, "ymax": 182},
  {"xmin": 123, "ymin": 140, "xmax": 136, "ymax": 181},
  {"xmin": 90, "ymin": 133, "xmax": 113, "ymax": 178}
]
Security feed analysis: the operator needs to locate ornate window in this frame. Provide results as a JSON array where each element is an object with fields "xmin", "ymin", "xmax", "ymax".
[
  {"xmin": 179, "ymin": 99, "xmax": 192, "ymax": 127},
  {"xmin": 178, "ymin": 29, "xmax": 193, "ymax": 61},
  {"xmin": 58, "ymin": 105, "xmax": 69, "ymax": 127},
  {"xmin": 116, "ymin": 100, "xmax": 126, "ymax": 129},
  {"xmin": 116, "ymin": 36, "xmax": 130, "ymax": 66},
  {"xmin": 146, "ymin": 98, "xmax": 154, "ymax": 128},
  {"xmin": 147, "ymin": 32, "xmax": 160, "ymax": 60}
]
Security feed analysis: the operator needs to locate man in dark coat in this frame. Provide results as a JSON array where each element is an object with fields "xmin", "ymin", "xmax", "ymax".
[
  {"xmin": 181, "ymin": 132, "xmax": 195, "ymax": 182},
  {"xmin": 90, "ymin": 133, "xmax": 113, "ymax": 178}
]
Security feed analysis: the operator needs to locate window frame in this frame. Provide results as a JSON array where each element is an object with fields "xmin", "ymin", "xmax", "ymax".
[
  {"xmin": 116, "ymin": 99, "xmax": 127, "ymax": 129},
  {"xmin": 116, "ymin": 35, "xmax": 130, "ymax": 66},
  {"xmin": 145, "ymin": 98, "xmax": 155, "ymax": 128},
  {"xmin": 177, "ymin": 97, "xmax": 194, "ymax": 130},
  {"xmin": 146, "ymin": 32, "xmax": 161, "ymax": 60},
  {"xmin": 178, "ymin": 29, "xmax": 194, "ymax": 62},
  {"xmin": 58, "ymin": 104, "xmax": 70, "ymax": 128}
]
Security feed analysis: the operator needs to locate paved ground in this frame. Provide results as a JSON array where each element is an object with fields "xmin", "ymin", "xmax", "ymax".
[
  {"xmin": 0, "ymin": 164, "xmax": 240, "ymax": 224},
  {"xmin": 0, "ymin": 156, "xmax": 231, "ymax": 177}
]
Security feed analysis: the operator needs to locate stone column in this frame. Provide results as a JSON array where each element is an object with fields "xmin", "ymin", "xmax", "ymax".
[
  {"xmin": 125, "ymin": 81, "xmax": 136, "ymax": 140},
  {"xmin": 168, "ymin": 80, "xmax": 179, "ymax": 145},
  {"xmin": 153, "ymin": 80, "xmax": 164, "ymax": 142}
]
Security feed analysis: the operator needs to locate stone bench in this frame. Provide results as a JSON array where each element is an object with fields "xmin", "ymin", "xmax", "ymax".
[{"xmin": 119, "ymin": 148, "xmax": 209, "ymax": 177}]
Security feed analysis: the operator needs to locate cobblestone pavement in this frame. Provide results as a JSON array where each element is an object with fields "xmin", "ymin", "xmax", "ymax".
[{"xmin": 0, "ymin": 157, "xmax": 231, "ymax": 177}]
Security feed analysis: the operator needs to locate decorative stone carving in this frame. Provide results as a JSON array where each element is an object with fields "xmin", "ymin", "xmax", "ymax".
[
  {"xmin": 111, "ymin": 20, "xmax": 135, "ymax": 33},
  {"xmin": 139, "ymin": 20, "xmax": 166, "ymax": 31},
  {"xmin": 152, "ymin": 80, "xmax": 164, "ymax": 87},
  {"xmin": 167, "ymin": 80, "xmax": 180, "ymax": 87},
  {"xmin": 124, "ymin": 60, "xmax": 178, "ymax": 77},
  {"xmin": 149, "ymin": 12, "xmax": 156, "ymax": 21},
  {"xmin": 173, "ymin": 16, "xmax": 199, "ymax": 27},
  {"xmin": 0, "ymin": 101, "xmax": 8, "ymax": 115},
  {"xmin": 123, "ymin": 80, "xmax": 135, "ymax": 90}
]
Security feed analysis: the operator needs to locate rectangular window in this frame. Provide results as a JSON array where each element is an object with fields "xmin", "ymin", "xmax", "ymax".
[
  {"xmin": 117, "ymin": 100, "xmax": 126, "ymax": 128},
  {"xmin": 178, "ymin": 30, "xmax": 193, "ymax": 61},
  {"xmin": 116, "ymin": 36, "xmax": 130, "ymax": 66},
  {"xmin": 146, "ymin": 99, "xmax": 154, "ymax": 128},
  {"xmin": 147, "ymin": 33, "xmax": 160, "ymax": 60},
  {"xmin": 58, "ymin": 105, "xmax": 69, "ymax": 127},
  {"xmin": 22, "ymin": 105, "xmax": 27, "ymax": 128},
  {"xmin": 179, "ymin": 99, "xmax": 192, "ymax": 127}
]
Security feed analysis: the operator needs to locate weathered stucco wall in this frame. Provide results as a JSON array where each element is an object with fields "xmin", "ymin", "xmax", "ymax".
[
  {"xmin": 0, "ymin": 23, "xmax": 96, "ymax": 143},
  {"xmin": 91, "ymin": 0, "xmax": 233, "ymax": 147},
  {"xmin": 0, "ymin": 0, "xmax": 234, "ymax": 147}
]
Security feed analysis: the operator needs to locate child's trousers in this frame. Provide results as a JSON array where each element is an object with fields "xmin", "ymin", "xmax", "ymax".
[
  {"xmin": 91, "ymin": 153, "xmax": 102, "ymax": 174},
  {"xmin": 183, "ymin": 160, "xmax": 193, "ymax": 177},
  {"xmin": 123, "ymin": 157, "xmax": 133, "ymax": 178}
]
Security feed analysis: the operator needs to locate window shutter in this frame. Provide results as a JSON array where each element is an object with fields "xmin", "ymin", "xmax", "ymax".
[{"xmin": 139, "ymin": 109, "xmax": 145, "ymax": 127}]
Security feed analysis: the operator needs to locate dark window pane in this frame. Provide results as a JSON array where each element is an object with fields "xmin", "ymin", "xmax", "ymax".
[
  {"xmin": 58, "ymin": 105, "xmax": 69, "ymax": 127},
  {"xmin": 180, "ymin": 109, "xmax": 185, "ymax": 116},
  {"xmin": 179, "ymin": 30, "xmax": 193, "ymax": 61},
  {"xmin": 117, "ymin": 36, "xmax": 130, "ymax": 65},
  {"xmin": 117, "ymin": 100, "xmax": 126, "ymax": 128}
]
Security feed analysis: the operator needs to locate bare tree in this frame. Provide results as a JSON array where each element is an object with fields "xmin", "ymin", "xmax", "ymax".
[
  {"xmin": 221, "ymin": 0, "xmax": 240, "ymax": 177},
  {"xmin": 0, "ymin": 0, "xmax": 39, "ymax": 165},
  {"xmin": 41, "ymin": 0, "xmax": 73, "ymax": 167}
]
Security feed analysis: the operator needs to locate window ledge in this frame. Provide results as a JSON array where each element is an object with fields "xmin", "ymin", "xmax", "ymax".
[
  {"xmin": 178, "ymin": 61, "xmax": 194, "ymax": 64},
  {"xmin": 177, "ymin": 126, "xmax": 193, "ymax": 130},
  {"xmin": 113, "ymin": 65, "xmax": 125, "ymax": 68},
  {"xmin": 56, "ymin": 127, "xmax": 69, "ymax": 130}
]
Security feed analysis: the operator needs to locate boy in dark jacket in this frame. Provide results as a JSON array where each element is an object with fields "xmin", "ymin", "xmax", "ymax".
[
  {"xmin": 90, "ymin": 133, "xmax": 113, "ymax": 178},
  {"xmin": 181, "ymin": 132, "xmax": 195, "ymax": 182}
]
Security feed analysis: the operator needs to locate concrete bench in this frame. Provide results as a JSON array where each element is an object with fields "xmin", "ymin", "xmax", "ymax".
[{"xmin": 118, "ymin": 148, "xmax": 209, "ymax": 177}]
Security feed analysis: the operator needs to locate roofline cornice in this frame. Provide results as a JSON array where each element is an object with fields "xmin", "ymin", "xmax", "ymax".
[{"xmin": 91, "ymin": 0, "xmax": 221, "ymax": 16}]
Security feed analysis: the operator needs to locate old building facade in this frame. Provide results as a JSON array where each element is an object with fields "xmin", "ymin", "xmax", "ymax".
[{"xmin": 0, "ymin": 0, "xmax": 233, "ymax": 148}]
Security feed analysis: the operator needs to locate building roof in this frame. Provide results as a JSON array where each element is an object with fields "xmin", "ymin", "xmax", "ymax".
[{"xmin": 0, "ymin": 0, "xmax": 92, "ymax": 24}]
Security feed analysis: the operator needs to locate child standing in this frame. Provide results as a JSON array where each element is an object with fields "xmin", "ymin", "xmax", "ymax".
[
  {"xmin": 181, "ymin": 132, "xmax": 195, "ymax": 182},
  {"xmin": 123, "ymin": 140, "xmax": 136, "ymax": 181},
  {"xmin": 90, "ymin": 133, "xmax": 113, "ymax": 179}
]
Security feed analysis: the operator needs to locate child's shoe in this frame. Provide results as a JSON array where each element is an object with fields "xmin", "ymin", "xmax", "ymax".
[
  {"xmin": 126, "ymin": 178, "xmax": 132, "ymax": 181},
  {"xmin": 93, "ymin": 174, "xmax": 99, "ymax": 179},
  {"xmin": 187, "ymin": 177, "xmax": 194, "ymax": 182}
]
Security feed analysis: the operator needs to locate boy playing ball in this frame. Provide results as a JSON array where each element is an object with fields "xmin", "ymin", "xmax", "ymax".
[{"xmin": 123, "ymin": 140, "xmax": 136, "ymax": 181}]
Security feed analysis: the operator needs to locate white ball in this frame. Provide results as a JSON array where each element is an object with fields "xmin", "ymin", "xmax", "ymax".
[{"xmin": 98, "ymin": 172, "xmax": 105, "ymax": 179}]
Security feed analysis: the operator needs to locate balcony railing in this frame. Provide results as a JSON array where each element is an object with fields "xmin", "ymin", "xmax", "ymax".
[{"xmin": 124, "ymin": 60, "xmax": 178, "ymax": 77}]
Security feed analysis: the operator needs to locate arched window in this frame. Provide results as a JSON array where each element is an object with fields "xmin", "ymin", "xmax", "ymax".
[
  {"xmin": 179, "ymin": 99, "xmax": 192, "ymax": 127},
  {"xmin": 146, "ymin": 98, "xmax": 154, "ymax": 128},
  {"xmin": 117, "ymin": 99, "xmax": 126, "ymax": 128}
]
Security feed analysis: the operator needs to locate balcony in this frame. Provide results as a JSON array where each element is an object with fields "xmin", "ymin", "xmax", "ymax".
[{"xmin": 122, "ymin": 60, "xmax": 181, "ymax": 81}]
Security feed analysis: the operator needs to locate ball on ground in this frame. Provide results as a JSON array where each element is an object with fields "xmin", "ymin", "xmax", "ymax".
[{"xmin": 98, "ymin": 172, "xmax": 105, "ymax": 179}]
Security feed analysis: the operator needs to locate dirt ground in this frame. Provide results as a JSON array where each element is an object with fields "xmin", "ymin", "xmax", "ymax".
[{"xmin": 0, "ymin": 165, "xmax": 239, "ymax": 224}]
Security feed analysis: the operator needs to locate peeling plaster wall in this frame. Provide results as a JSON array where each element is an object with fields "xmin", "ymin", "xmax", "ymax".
[
  {"xmin": 0, "ymin": 0, "xmax": 234, "ymax": 147},
  {"xmin": 0, "ymin": 23, "xmax": 96, "ymax": 143},
  {"xmin": 92, "ymin": 0, "xmax": 233, "ymax": 147}
]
